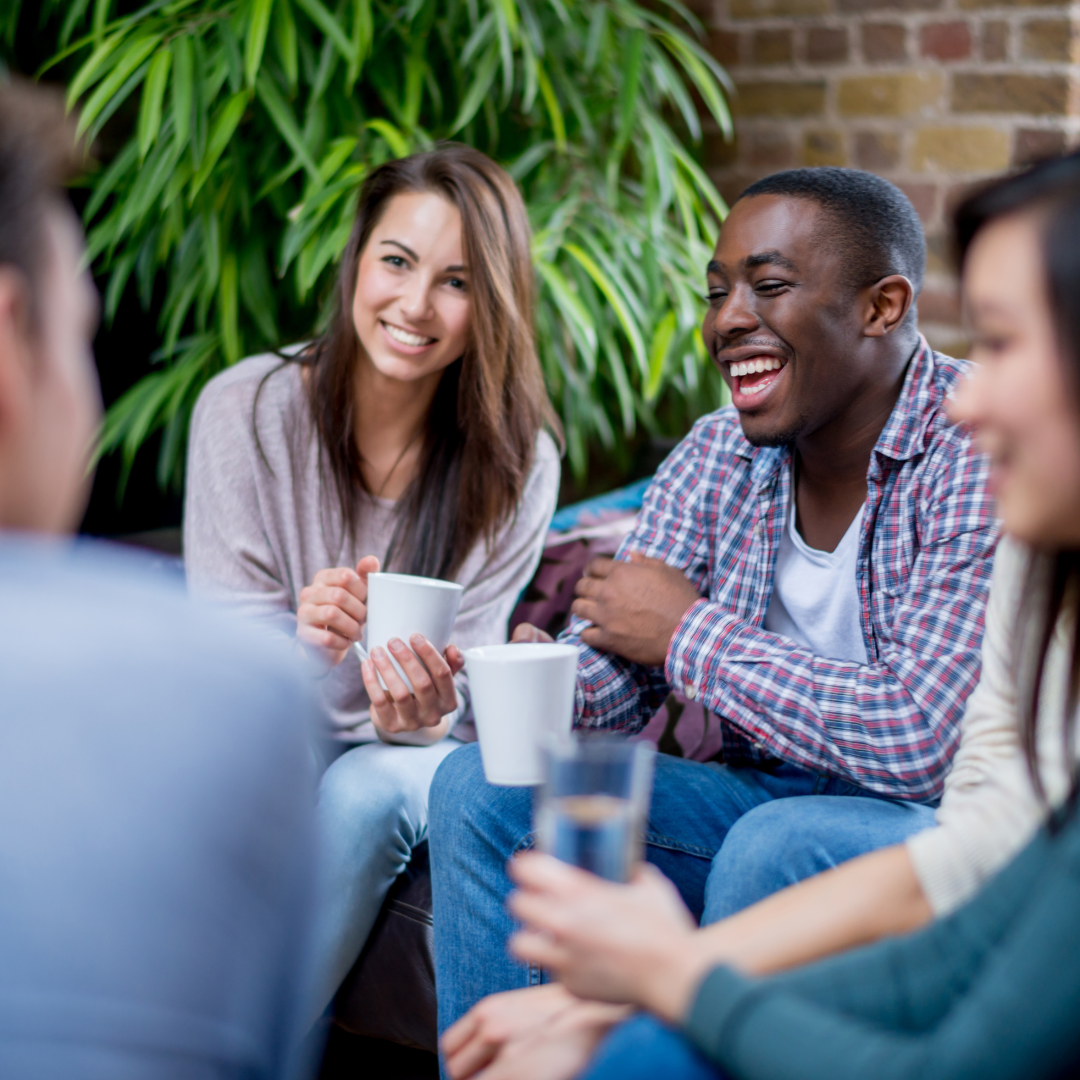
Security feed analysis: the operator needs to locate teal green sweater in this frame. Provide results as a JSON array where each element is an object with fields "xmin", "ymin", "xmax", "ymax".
[{"xmin": 685, "ymin": 806, "xmax": 1080, "ymax": 1080}]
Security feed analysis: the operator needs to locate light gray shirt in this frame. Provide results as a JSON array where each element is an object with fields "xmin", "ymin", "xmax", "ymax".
[
  {"xmin": 764, "ymin": 472, "xmax": 868, "ymax": 665},
  {"xmin": 183, "ymin": 353, "xmax": 561, "ymax": 741},
  {"xmin": 0, "ymin": 537, "xmax": 318, "ymax": 1076}
]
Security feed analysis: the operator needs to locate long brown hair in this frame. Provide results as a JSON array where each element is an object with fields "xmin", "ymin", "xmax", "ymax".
[
  {"xmin": 954, "ymin": 152, "xmax": 1080, "ymax": 817},
  {"xmin": 278, "ymin": 143, "xmax": 560, "ymax": 579}
]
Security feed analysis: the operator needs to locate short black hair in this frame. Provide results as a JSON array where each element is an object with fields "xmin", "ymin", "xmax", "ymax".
[
  {"xmin": 0, "ymin": 78, "xmax": 81, "ymax": 324},
  {"xmin": 738, "ymin": 167, "xmax": 926, "ymax": 303}
]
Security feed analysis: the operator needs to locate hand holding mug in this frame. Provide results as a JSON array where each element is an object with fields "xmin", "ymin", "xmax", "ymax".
[
  {"xmin": 296, "ymin": 555, "xmax": 381, "ymax": 666},
  {"xmin": 361, "ymin": 634, "xmax": 465, "ymax": 735}
]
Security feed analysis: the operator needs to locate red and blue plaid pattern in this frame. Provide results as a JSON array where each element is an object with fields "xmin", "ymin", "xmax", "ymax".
[{"xmin": 565, "ymin": 341, "xmax": 999, "ymax": 802}]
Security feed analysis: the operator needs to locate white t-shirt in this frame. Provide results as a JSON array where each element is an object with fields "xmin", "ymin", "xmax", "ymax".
[{"xmin": 763, "ymin": 476, "xmax": 868, "ymax": 665}]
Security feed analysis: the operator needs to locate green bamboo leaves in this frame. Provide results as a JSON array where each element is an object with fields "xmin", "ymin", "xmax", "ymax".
[
  {"xmin": 137, "ymin": 48, "xmax": 171, "ymax": 158},
  {"xmin": 244, "ymin": 0, "xmax": 275, "ymax": 88},
  {"xmin": 191, "ymin": 90, "xmax": 249, "ymax": 200},
  {"xmin": 37, "ymin": 0, "xmax": 731, "ymax": 493}
]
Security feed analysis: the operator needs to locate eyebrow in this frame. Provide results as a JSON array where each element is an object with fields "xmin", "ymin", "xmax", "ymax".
[
  {"xmin": 381, "ymin": 239, "xmax": 419, "ymax": 260},
  {"xmin": 744, "ymin": 250, "xmax": 798, "ymax": 272},
  {"xmin": 706, "ymin": 250, "xmax": 798, "ymax": 277},
  {"xmin": 380, "ymin": 239, "xmax": 466, "ymax": 274}
]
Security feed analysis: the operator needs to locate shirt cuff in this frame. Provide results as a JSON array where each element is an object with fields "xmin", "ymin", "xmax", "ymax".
[
  {"xmin": 682, "ymin": 965, "xmax": 754, "ymax": 1065},
  {"xmin": 665, "ymin": 600, "xmax": 742, "ymax": 704},
  {"xmin": 905, "ymin": 818, "xmax": 1007, "ymax": 917}
]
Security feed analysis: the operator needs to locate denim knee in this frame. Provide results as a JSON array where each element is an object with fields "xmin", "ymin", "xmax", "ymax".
[
  {"xmin": 703, "ymin": 794, "xmax": 930, "ymax": 923},
  {"xmin": 703, "ymin": 797, "xmax": 834, "ymax": 921},
  {"xmin": 579, "ymin": 1015, "xmax": 722, "ymax": 1080},
  {"xmin": 318, "ymin": 745, "xmax": 426, "ymax": 848}
]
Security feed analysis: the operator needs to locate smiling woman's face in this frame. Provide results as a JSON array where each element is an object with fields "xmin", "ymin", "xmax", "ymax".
[
  {"xmin": 951, "ymin": 211, "xmax": 1080, "ymax": 548},
  {"xmin": 351, "ymin": 190, "xmax": 470, "ymax": 385}
]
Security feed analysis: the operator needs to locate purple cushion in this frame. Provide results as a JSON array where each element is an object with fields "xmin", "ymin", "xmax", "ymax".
[{"xmin": 509, "ymin": 481, "xmax": 720, "ymax": 763}]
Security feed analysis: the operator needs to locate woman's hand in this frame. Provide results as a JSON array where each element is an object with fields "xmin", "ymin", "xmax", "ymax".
[
  {"xmin": 451, "ymin": 996, "xmax": 631, "ymax": 1080},
  {"xmin": 361, "ymin": 632, "xmax": 465, "ymax": 739},
  {"xmin": 441, "ymin": 984, "xmax": 579, "ymax": 1080},
  {"xmin": 296, "ymin": 555, "xmax": 380, "ymax": 666},
  {"xmin": 507, "ymin": 853, "xmax": 705, "ymax": 1024}
]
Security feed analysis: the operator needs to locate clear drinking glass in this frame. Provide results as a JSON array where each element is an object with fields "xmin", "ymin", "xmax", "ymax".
[{"xmin": 534, "ymin": 735, "xmax": 656, "ymax": 883}]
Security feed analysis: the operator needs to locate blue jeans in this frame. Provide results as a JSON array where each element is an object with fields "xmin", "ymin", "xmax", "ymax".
[
  {"xmin": 579, "ymin": 1015, "xmax": 723, "ymax": 1080},
  {"xmin": 429, "ymin": 745, "xmax": 933, "ymax": 1040},
  {"xmin": 308, "ymin": 736, "xmax": 462, "ymax": 1022}
]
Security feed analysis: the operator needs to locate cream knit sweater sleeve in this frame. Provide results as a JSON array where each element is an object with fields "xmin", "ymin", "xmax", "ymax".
[{"xmin": 906, "ymin": 535, "xmax": 1073, "ymax": 914}]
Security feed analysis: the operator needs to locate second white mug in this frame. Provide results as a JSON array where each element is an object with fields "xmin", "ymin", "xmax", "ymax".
[{"xmin": 465, "ymin": 642, "xmax": 580, "ymax": 785}]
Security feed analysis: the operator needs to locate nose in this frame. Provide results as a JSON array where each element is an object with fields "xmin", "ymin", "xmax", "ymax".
[
  {"xmin": 399, "ymin": 273, "xmax": 435, "ymax": 323},
  {"xmin": 710, "ymin": 282, "xmax": 760, "ymax": 343}
]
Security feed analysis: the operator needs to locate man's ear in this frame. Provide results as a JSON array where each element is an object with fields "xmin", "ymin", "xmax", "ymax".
[
  {"xmin": 863, "ymin": 274, "xmax": 914, "ymax": 338},
  {"xmin": 0, "ymin": 267, "xmax": 35, "ymax": 434}
]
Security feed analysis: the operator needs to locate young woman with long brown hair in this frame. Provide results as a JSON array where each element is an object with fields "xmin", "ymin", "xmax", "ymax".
[{"xmin": 183, "ymin": 144, "xmax": 561, "ymax": 1018}]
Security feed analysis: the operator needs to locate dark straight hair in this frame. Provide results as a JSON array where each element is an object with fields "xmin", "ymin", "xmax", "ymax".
[
  {"xmin": 0, "ymin": 78, "xmax": 81, "ymax": 327},
  {"xmin": 272, "ymin": 143, "xmax": 560, "ymax": 580},
  {"xmin": 953, "ymin": 151, "xmax": 1080, "ymax": 814}
]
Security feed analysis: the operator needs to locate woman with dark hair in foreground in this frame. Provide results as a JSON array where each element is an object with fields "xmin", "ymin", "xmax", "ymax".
[
  {"xmin": 490, "ymin": 152, "xmax": 1080, "ymax": 1080},
  {"xmin": 183, "ymin": 144, "xmax": 560, "ymax": 1020}
]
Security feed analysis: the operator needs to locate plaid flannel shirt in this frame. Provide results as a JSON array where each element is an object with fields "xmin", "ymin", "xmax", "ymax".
[{"xmin": 563, "ymin": 341, "xmax": 999, "ymax": 802}]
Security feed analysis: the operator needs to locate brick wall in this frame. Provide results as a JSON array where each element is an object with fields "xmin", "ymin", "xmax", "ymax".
[{"xmin": 697, "ymin": 0, "xmax": 1079, "ymax": 354}]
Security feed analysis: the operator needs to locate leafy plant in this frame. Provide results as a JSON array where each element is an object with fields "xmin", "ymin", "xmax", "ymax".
[{"xmin": 23, "ymin": 0, "xmax": 730, "ymax": 492}]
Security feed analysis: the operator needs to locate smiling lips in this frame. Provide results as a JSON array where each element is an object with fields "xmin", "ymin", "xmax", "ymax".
[
  {"xmin": 381, "ymin": 320, "xmax": 436, "ymax": 348},
  {"xmin": 727, "ymin": 354, "xmax": 788, "ymax": 398}
]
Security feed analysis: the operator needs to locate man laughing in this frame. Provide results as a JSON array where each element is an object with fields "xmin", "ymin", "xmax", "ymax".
[{"xmin": 430, "ymin": 167, "xmax": 999, "ymax": 1080}]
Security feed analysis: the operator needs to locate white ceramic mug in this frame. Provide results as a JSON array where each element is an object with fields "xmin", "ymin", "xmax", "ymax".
[
  {"xmin": 353, "ymin": 572, "xmax": 464, "ymax": 692},
  {"xmin": 464, "ymin": 642, "xmax": 580, "ymax": 786}
]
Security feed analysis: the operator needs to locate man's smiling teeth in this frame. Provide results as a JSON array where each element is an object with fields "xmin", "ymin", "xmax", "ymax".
[
  {"xmin": 728, "ymin": 357, "xmax": 785, "ymax": 377},
  {"xmin": 383, "ymin": 321, "xmax": 435, "ymax": 347}
]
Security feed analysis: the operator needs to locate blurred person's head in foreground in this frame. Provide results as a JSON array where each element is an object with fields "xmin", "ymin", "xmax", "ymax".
[
  {"xmin": 950, "ymin": 150, "xmax": 1080, "ymax": 800},
  {"xmin": 0, "ymin": 77, "xmax": 99, "ymax": 534}
]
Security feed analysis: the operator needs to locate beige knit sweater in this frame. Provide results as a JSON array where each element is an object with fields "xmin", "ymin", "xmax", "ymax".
[{"xmin": 183, "ymin": 353, "xmax": 560, "ymax": 742}]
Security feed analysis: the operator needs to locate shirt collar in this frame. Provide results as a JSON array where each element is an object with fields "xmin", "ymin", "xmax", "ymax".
[{"xmin": 871, "ymin": 337, "xmax": 938, "ymax": 464}]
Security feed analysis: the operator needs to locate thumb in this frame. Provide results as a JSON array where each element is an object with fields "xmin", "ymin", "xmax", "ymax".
[
  {"xmin": 446, "ymin": 644, "xmax": 466, "ymax": 674},
  {"xmin": 356, "ymin": 555, "xmax": 381, "ymax": 578}
]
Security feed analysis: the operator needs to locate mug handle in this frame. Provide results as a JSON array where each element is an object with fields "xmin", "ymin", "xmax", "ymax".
[{"xmin": 353, "ymin": 641, "xmax": 371, "ymax": 663}]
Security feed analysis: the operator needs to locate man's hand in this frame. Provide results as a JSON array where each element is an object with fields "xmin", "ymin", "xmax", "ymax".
[
  {"xmin": 511, "ymin": 623, "xmax": 554, "ymax": 643},
  {"xmin": 441, "ymin": 984, "xmax": 578, "ymax": 1079},
  {"xmin": 570, "ymin": 552, "xmax": 701, "ymax": 666},
  {"xmin": 464, "ymin": 998, "xmax": 632, "ymax": 1080},
  {"xmin": 506, "ymin": 852, "xmax": 706, "ymax": 1024}
]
